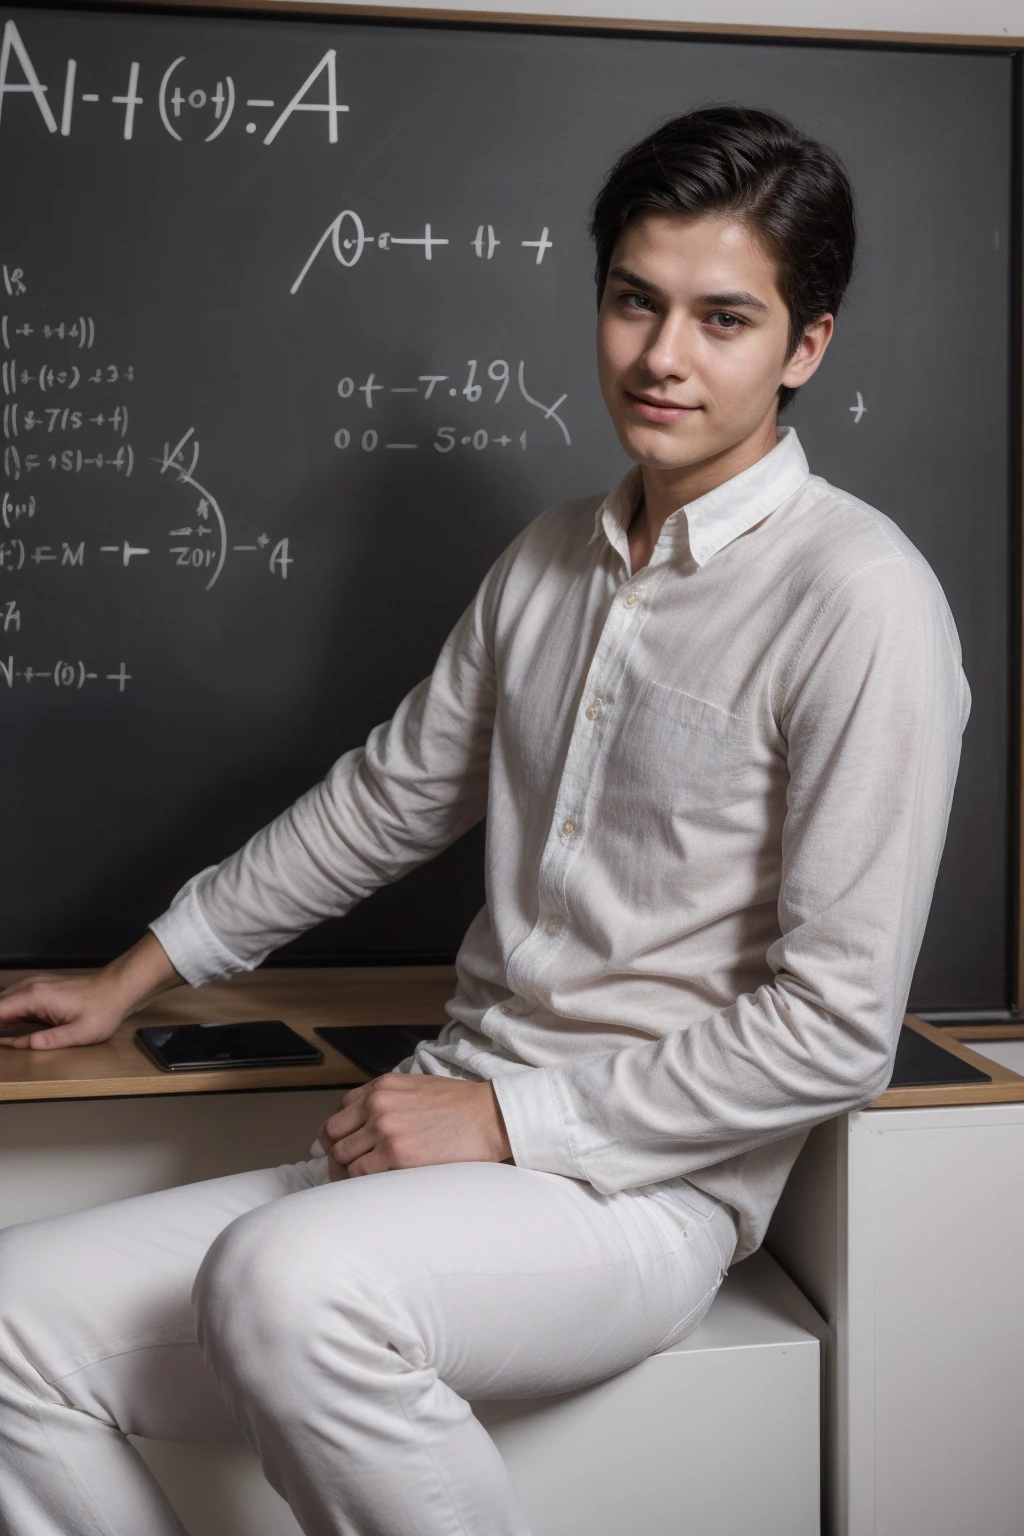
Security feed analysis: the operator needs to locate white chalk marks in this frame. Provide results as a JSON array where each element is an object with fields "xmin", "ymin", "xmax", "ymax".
[{"xmin": 292, "ymin": 209, "xmax": 554, "ymax": 294}]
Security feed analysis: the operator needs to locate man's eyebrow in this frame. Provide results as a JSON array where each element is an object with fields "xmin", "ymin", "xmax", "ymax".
[
  {"xmin": 608, "ymin": 265, "xmax": 661, "ymax": 294},
  {"xmin": 696, "ymin": 289, "xmax": 770, "ymax": 313},
  {"xmin": 607, "ymin": 266, "xmax": 770, "ymax": 313}
]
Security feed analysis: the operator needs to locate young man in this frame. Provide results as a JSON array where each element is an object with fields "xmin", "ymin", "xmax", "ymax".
[{"xmin": 0, "ymin": 107, "xmax": 968, "ymax": 1536}]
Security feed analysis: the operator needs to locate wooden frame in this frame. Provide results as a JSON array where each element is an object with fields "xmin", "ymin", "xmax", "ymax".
[
  {"xmin": 36, "ymin": 0, "xmax": 1024, "ymax": 1013},
  {"xmin": 95, "ymin": 0, "xmax": 1024, "ymax": 50},
  {"xmin": 946, "ymin": 1020, "xmax": 1024, "ymax": 1041}
]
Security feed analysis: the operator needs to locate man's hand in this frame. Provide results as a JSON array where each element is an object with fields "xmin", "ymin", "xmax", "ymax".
[
  {"xmin": 317, "ymin": 1074, "xmax": 514, "ymax": 1180},
  {"xmin": 0, "ymin": 933, "xmax": 183, "ymax": 1050}
]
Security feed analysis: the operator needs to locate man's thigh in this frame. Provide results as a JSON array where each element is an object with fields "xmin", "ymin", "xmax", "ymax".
[
  {"xmin": 197, "ymin": 1161, "xmax": 734, "ymax": 1403},
  {"xmin": 0, "ymin": 1155, "xmax": 327, "ymax": 1440}
]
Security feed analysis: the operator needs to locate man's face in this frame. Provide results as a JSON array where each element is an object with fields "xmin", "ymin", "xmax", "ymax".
[{"xmin": 596, "ymin": 211, "xmax": 820, "ymax": 472}]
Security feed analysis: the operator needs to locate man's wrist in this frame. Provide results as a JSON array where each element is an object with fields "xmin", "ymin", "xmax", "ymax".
[{"xmin": 101, "ymin": 933, "xmax": 183, "ymax": 1015}]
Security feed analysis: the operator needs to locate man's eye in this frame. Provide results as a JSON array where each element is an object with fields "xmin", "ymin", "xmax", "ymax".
[
  {"xmin": 709, "ymin": 312, "xmax": 742, "ymax": 329},
  {"xmin": 622, "ymin": 292, "xmax": 654, "ymax": 311}
]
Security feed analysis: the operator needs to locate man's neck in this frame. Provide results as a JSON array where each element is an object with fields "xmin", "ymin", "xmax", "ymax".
[{"xmin": 628, "ymin": 414, "xmax": 780, "ymax": 573}]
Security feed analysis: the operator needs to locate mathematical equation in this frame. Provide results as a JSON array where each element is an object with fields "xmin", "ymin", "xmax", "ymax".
[
  {"xmin": 0, "ymin": 533, "xmax": 289, "ymax": 576},
  {"xmin": 1, "ymin": 491, "xmax": 32, "ymax": 528},
  {"xmin": 0, "ymin": 429, "xmax": 293, "ymax": 590},
  {"xmin": 4, "ymin": 360, "xmax": 134, "ymax": 393},
  {"xmin": 0, "ymin": 258, "xmax": 288, "ymax": 598},
  {"xmin": 0, "ymin": 286, "xmax": 136, "ymax": 480},
  {"xmin": 4, "ymin": 404, "xmax": 129, "ymax": 437},
  {"xmin": 155, "ymin": 427, "xmax": 291, "ymax": 590},
  {"xmin": 292, "ymin": 211, "xmax": 553, "ymax": 293},
  {"xmin": 332, "ymin": 359, "xmax": 571, "ymax": 449},
  {"xmin": 0, "ymin": 654, "xmax": 132, "ymax": 691},
  {"xmin": 3, "ymin": 444, "xmax": 134, "ymax": 480},
  {"xmin": 3, "ymin": 18, "xmax": 350, "ymax": 146},
  {"xmin": 1, "ymin": 313, "xmax": 95, "ymax": 351}
]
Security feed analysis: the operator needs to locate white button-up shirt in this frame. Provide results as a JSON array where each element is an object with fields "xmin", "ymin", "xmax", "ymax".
[{"xmin": 150, "ymin": 426, "xmax": 970, "ymax": 1260}]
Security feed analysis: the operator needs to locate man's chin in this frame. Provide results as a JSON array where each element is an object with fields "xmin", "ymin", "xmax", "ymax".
[{"xmin": 623, "ymin": 432, "xmax": 715, "ymax": 474}]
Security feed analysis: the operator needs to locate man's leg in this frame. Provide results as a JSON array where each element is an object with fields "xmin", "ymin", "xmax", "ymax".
[
  {"xmin": 0, "ymin": 1154, "xmax": 328, "ymax": 1535},
  {"xmin": 195, "ymin": 1161, "xmax": 738, "ymax": 1536}
]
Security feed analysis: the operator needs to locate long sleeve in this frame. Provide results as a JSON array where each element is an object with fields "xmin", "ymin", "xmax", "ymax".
[
  {"xmin": 491, "ymin": 552, "xmax": 970, "ymax": 1198},
  {"xmin": 148, "ymin": 548, "xmax": 512, "ymax": 986}
]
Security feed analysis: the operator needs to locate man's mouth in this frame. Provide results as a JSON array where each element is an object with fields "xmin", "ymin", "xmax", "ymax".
[{"xmin": 625, "ymin": 390, "xmax": 700, "ymax": 422}]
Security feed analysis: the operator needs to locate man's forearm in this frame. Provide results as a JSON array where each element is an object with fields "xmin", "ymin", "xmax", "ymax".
[{"xmin": 102, "ymin": 931, "xmax": 184, "ymax": 1015}]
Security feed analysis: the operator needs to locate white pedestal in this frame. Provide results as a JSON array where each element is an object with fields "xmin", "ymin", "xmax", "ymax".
[
  {"xmin": 133, "ymin": 1247, "xmax": 825, "ymax": 1536},
  {"xmin": 475, "ymin": 1247, "xmax": 824, "ymax": 1536},
  {"xmin": 0, "ymin": 1092, "xmax": 824, "ymax": 1536}
]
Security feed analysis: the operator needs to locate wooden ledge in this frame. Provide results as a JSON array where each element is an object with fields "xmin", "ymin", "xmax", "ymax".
[
  {"xmin": 871, "ymin": 1015, "xmax": 1024, "ymax": 1110},
  {"xmin": 942, "ymin": 1022, "xmax": 1024, "ymax": 1041},
  {"xmin": 0, "ymin": 967, "xmax": 455, "ymax": 1102},
  {"xmin": 1, "ymin": 972, "xmax": 1022, "ymax": 1109}
]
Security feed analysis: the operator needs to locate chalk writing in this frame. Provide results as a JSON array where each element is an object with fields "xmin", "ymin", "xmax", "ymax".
[
  {"xmin": 2, "ymin": 315, "xmax": 94, "ymax": 352},
  {"xmin": 0, "ymin": 655, "xmax": 132, "ymax": 690},
  {"xmin": 292, "ymin": 209, "xmax": 554, "ymax": 293},
  {"xmin": 0, "ymin": 491, "xmax": 34, "ymax": 527},
  {"xmin": 1, "ymin": 21, "xmax": 349, "ymax": 147},
  {"xmin": 0, "ymin": 12, "xmax": 580, "ymax": 721},
  {"xmin": 331, "ymin": 359, "xmax": 570, "ymax": 447},
  {"xmin": 3, "ymin": 405, "xmax": 129, "ymax": 438},
  {"xmin": 155, "ymin": 428, "xmax": 292, "ymax": 589},
  {"xmin": 3, "ymin": 444, "xmax": 133, "ymax": 479},
  {"xmin": 156, "ymin": 428, "xmax": 228, "ymax": 592}
]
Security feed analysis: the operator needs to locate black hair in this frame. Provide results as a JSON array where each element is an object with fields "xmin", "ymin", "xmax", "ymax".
[{"xmin": 589, "ymin": 105, "xmax": 856, "ymax": 413}]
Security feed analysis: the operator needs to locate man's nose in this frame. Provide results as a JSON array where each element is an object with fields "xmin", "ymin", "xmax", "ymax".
[{"xmin": 641, "ymin": 315, "xmax": 693, "ymax": 380}]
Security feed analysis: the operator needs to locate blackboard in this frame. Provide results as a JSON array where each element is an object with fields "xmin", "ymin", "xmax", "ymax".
[{"xmin": 0, "ymin": 4, "xmax": 1016, "ymax": 1011}]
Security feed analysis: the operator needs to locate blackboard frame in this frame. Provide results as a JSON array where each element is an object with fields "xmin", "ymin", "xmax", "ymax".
[
  {"xmin": 80, "ymin": 0, "xmax": 1024, "ymax": 52},
  {"xmin": 27, "ymin": 1, "xmax": 1024, "ymax": 1013}
]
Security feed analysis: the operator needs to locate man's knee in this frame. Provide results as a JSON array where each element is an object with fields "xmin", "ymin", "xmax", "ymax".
[
  {"xmin": 193, "ymin": 1203, "xmax": 294, "ymax": 1371},
  {"xmin": 193, "ymin": 1194, "xmax": 384, "ymax": 1401}
]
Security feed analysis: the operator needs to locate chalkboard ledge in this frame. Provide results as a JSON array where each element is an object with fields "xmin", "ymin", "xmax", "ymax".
[{"xmin": 0, "ymin": 973, "xmax": 1018, "ymax": 1108}]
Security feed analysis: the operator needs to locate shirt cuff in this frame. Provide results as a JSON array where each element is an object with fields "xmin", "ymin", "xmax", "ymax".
[
  {"xmin": 491, "ymin": 1065, "xmax": 582, "ymax": 1181},
  {"xmin": 148, "ymin": 867, "xmax": 252, "ymax": 988}
]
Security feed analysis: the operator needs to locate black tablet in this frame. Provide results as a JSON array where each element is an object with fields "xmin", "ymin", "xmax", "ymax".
[
  {"xmin": 315, "ymin": 1024, "xmax": 443, "ymax": 1077},
  {"xmin": 887, "ymin": 1026, "xmax": 991, "ymax": 1088},
  {"xmin": 136, "ymin": 1021, "xmax": 323, "ymax": 1072}
]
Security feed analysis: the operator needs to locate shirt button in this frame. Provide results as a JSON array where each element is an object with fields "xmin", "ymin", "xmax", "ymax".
[
  {"xmin": 585, "ymin": 699, "xmax": 602, "ymax": 720},
  {"xmin": 624, "ymin": 592, "xmax": 639, "ymax": 608},
  {"xmin": 561, "ymin": 818, "xmax": 577, "ymax": 837},
  {"xmin": 546, "ymin": 919, "xmax": 560, "ymax": 935}
]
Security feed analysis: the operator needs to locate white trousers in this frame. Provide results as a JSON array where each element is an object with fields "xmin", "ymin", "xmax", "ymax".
[{"xmin": 0, "ymin": 1154, "xmax": 737, "ymax": 1536}]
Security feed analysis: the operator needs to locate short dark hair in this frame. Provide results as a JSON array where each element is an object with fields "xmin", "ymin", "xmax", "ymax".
[{"xmin": 589, "ymin": 105, "xmax": 856, "ymax": 413}]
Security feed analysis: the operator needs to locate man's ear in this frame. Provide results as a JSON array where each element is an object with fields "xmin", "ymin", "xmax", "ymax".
[{"xmin": 781, "ymin": 314, "xmax": 834, "ymax": 391}]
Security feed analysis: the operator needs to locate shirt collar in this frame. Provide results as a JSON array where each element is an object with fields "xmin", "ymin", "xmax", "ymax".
[{"xmin": 588, "ymin": 425, "xmax": 811, "ymax": 570}]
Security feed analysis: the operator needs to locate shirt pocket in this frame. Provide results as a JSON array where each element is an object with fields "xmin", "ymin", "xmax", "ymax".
[
  {"xmin": 622, "ymin": 678, "xmax": 755, "ymax": 828},
  {"xmin": 636, "ymin": 679, "xmax": 746, "ymax": 743}
]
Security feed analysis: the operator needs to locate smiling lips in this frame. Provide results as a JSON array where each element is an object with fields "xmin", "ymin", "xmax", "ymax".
[{"xmin": 626, "ymin": 391, "xmax": 699, "ymax": 422}]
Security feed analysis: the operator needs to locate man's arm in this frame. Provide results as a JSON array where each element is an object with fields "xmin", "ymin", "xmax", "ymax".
[
  {"xmin": 489, "ymin": 552, "xmax": 970, "ymax": 1192},
  {"xmin": 0, "ymin": 531, "xmax": 522, "ymax": 1046},
  {"xmin": 150, "ymin": 553, "xmax": 507, "ymax": 986}
]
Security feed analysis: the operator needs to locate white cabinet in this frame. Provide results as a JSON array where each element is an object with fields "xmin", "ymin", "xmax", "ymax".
[{"xmin": 768, "ymin": 1103, "xmax": 1024, "ymax": 1536}]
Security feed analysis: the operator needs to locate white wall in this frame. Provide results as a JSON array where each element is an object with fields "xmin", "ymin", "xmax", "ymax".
[{"xmin": 290, "ymin": 0, "xmax": 1021, "ymax": 42}]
